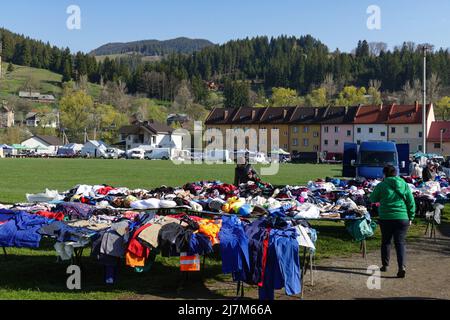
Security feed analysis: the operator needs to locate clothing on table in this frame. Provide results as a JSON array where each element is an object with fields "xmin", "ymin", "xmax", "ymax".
[
  {"xmin": 0, "ymin": 211, "xmax": 51, "ymax": 248},
  {"xmin": 137, "ymin": 216, "xmax": 181, "ymax": 248}
]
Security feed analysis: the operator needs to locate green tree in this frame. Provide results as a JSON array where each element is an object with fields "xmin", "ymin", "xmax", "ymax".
[
  {"xmin": 305, "ymin": 87, "xmax": 328, "ymax": 107},
  {"xmin": 223, "ymin": 80, "xmax": 250, "ymax": 108},
  {"xmin": 60, "ymin": 90, "xmax": 94, "ymax": 139},
  {"xmin": 335, "ymin": 86, "xmax": 368, "ymax": 106},
  {"xmin": 436, "ymin": 96, "xmax": 450, "ymax": 120},
  {"xmin": 270, "ymin": 87, "xmax": 303, "ymax": 107}
]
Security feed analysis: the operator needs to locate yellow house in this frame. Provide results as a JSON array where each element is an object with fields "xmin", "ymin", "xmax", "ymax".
[{"xmin": 287, "ymin": 107, "xmax": 322, "ymax": 154}]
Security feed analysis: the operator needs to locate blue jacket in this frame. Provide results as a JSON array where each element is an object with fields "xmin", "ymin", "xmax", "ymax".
[
  {"xmin": 219, "ymin": 215, "xmax": 250, "ymax": 281},
  {"xmin": 0, "ymin": 211, "xmax": 51, "ymax": 248}
]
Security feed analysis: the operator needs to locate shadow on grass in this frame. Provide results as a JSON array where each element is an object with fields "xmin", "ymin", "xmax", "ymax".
[{"xmin": 0, "ymin": 250, "xmax": 231, "ymax": 300}]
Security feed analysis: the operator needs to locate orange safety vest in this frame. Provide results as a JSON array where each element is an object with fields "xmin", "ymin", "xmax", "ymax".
[{"xmin": 180, "ymin": 253, "xmax": 201, "ymax": 272}]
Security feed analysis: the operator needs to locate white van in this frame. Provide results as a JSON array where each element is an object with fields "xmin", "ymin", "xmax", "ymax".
[{"xmin": 144, "ymin": 148, "xmax": 171, "ymax": 160}]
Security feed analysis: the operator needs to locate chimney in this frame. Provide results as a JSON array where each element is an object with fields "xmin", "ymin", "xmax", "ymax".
[
  {"xmin": 252, "ymin": 109, "xmax": 256, "ymax": 120},
  {"xmin": 415, "ymin": 101, "xmax": 419, "ymax": 113},
  {"xmin": 283, "ymin": 109, "xmax": 288, "ymax": 119},
  {"xmin": 314, "ymin": 108, "xmax": 319, "ymax": 118},
  {"xmin": 224, "ymin": 110, "xmax": 229, "ymax": 120}
]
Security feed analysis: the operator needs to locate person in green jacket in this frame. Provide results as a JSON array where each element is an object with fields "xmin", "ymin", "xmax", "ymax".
[{"xmin": 370, "ymin": 165, "xmax": 416, "ymax": 278}]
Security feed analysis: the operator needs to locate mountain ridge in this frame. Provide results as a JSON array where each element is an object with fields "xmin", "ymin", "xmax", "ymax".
[{"xmin": 90, "ymin": 37, "xmax": 215, "ymax": 56}]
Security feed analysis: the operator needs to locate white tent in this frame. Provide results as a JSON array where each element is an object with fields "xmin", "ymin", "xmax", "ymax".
[
  {"xmin": 57, "ymin": 143, "xmax": 84, "ymax": 156},
  {"xmin": 81, "ymin": 141, "xmax": 108, "ymax": 158}
]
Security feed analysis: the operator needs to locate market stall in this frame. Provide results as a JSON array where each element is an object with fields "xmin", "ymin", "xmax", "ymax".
[{"xmin": 1, "ymin": 174, "xmax": 448, "ymax": 300}]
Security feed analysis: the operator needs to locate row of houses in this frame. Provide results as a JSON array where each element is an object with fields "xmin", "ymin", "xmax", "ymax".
[{"xmin": 205, "ymin": 104, "xmax": 450, "ymax": 156}]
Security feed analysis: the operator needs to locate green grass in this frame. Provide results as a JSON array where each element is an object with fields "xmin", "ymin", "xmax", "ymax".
[
  {"xmin": 0, "ymin": 63, "xmax": 102, "ymax": 100},
  {"xmin": 0, "ymin": 159, "xmax": 342, "ymax": 203},
  {"xmin": 0, "ymin": 63, "xmax": 62, "ymax": 98},
  {"xmin": 0, "ymin": 159, "xmax": 447, "ymax": 299}
]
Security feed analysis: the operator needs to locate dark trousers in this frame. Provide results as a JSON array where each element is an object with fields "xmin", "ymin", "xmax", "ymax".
[{"xmin": 379, "ymin": 220, "xmax": 410, "ymax": 270}]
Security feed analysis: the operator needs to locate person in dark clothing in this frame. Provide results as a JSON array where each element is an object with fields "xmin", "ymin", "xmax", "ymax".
[
  {"xmin": 234, "ymin": 153, "xmax": 260, "ymax": 186},
  {"xmin": 370, "ymin": 165, "xmax": 416, "ymax": 279},
  {"xmin": 422, "ymin": 163, "xmax": 433, "ymax": 182}
]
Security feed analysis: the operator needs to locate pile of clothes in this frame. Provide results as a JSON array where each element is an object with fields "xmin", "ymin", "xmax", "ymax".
[{"xmin": 1, "ymin": 174, "xmax": 448, "ymax": 300}]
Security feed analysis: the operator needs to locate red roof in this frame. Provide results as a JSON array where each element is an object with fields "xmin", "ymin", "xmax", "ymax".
[
  {"xmin": 386, "ymin": 104, "xmax": 432, "ymax": 124},
  {"xmin": 427, "ymin": 121, "xmax": 450, "ymax": 142},
  {"xmin": 353, "ymin": 105, "xmax": 390, "ymax": 124}
]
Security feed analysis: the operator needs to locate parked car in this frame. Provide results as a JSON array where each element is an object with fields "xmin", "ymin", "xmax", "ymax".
[
  {"xmin": 144, "ymin": 148, "xmax": 171, "ymax": 160},
  {"xmin": 103, "ymin": 148, "xmax": 125, "ymax": 159},
  {"xmin": 204, "ymin": 149, "xmax": 233, "ymax": 163},
  {"xmin": 126, "ymin": 148, "xmax": 145, "ymax": 160}
]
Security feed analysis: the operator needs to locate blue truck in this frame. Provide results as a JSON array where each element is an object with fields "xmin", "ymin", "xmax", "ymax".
[{"xmin": 343, "ymin": 141, "xmax": 410, "ymax": 179}]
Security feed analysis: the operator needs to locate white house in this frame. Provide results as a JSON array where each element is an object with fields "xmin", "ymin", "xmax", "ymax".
[
  {"xmin": 25, "ymin": 112, "xmax": 59, "ymax": 128},
  {"xmin": 353, "ymin": 105, "xmax": 389, "ymax": 145},
  {"xmin": 119, "ymin": 121, "xmax": 183, "ymax": 151},
  {"xmin": 21, "ymin": 135, "xmax": 63, "ymax": 155},
  {"xmin": 81, "ymin": 140, "xmax": 108, "ymax": 158}
]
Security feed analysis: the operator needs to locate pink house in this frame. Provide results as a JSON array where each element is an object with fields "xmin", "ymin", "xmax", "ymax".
[{"xmin": 320, "ymin": 106, "xmax": 359, "ymax": 158}]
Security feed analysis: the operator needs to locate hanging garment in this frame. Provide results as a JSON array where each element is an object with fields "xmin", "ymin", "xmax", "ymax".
[
  {"xmin": 188, "ymin": 233, "xmax": 213, "ymax": 256},
  {"xmin": 158, "ymin": 223, "xmax": 193, "ymax": 257},
  {"xmin": 258, "ymin": 228, "xmax": 301, "ymax": 300},
  {"xmin": 137, "ymin": 216, "xmax": 181, "ymax": 248},
  {"xmin": 219, "ymin": 215, "xmax": 250, "ymax": 281},
  {"xmin": 244, "ymin": 218, "xmax": 270, "ymax": 285}
]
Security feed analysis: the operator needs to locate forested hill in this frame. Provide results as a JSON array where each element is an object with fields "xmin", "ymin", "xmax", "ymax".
[{"xmin": 90, "ymin": 37, "xmax": 215, "ymax": 56}]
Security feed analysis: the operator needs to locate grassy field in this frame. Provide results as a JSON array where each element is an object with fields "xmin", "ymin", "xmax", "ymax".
[
  {"xmin": 0, "ymin": 159, "xmax": 446, "ymax": 299},
  {"xmin": 0, "ymin": 63, "xmax": 102, "ymax": 100}
]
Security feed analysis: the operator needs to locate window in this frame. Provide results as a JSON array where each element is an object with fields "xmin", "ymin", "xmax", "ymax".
[
  {"xmin": 335, "ymin": 127, "xmax": 339, "ymax": 133},
  {"xmin": 324, "ymin": 140, "xmax": 329, "ymax": 146},
  {"xmin": 434, "ymin": 143, "xmax": 441, "ymax": 149},
  {"xmin": 418, "ymin": 132, "xmax": 423, "ymax": 138},
  {"xmin": 303, "ymin": 139, "xmax": 309, "ymax": 146},
  {"xmin": 381, "ymin": 132, "xmax": 386, "ymax": 137},
  {"xmin": 313, "ymin": 132, "xmax": 319, "ymax": 138},
  {"xmin": 347, "ymin": 130, "xmax": 351, "ymax": 137},
  {"xmin": 357, "ymin": 128, "xmax": 362, "ymax": 134},
  {"xmin": 404, "ymin": 127, "xmax": 409, "ymax": 134},
  {"xmin": 293, "ymin": 126, "xmax": 299, "ymax": 134},
  {"xmin": 303, "ymin": 126, "xmax": 309, "ymax": 133},
  {"xmin": 284, "ymin": 131, "xmax": 288, "ymax": 136},
  {"xmin": 152, "ymin": 136, "xmax": 156, "ymax": 144},
  {"xmin": 357, "ymin": 140, "xmax": 361, "ymax": 145},
  {"xmin": 418, "ymin": 145, "xmax": 423, "ymax": 151},
  {"xmin": 369, "ymin": 128, "xmax": 374, "ymax": 134},
  {"xmin": 293, "ymin": 138, "xmax": 299, "ymax": 146},
  {"xmin": 391, "ymin": 127, "xmax": 396, "ymax": 134},
  {"xmin": 360, "ymin": 151, "xmax": 397, "ymax": 165},
  {"xmin": 284, "ymin": 144, "xmax": 288, "ymax": 149},
  {"xmin": 335, "ymin": 140, "xmax": 339, "ymax": 146},
  {"xmin": 313, "ymin": 145, "xmax": 319, "ymax": 151},
  {"xmin": 324, "ymin": 126, "xmax": 329, "ymax": 133}
]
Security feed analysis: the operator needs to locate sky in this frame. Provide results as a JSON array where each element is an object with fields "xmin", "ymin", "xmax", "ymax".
[{"xmin": 0, "ymin": 0, "xmax": 449, "ymax": 53}]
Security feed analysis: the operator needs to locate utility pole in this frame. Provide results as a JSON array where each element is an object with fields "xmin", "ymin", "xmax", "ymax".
[
  {"xmin": 0, "ymin": 41, "xmax": 3, "ymax": 79},
  {"xmin": 422, "ymin": 45, "xmax": 429, "ymax": 154}
]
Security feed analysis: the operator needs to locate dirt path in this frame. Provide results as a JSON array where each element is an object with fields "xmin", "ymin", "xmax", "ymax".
[{"xmin": 298, "ymin": 222, "xmax": 450, "ymax": 300}]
